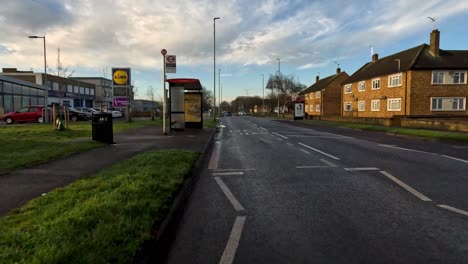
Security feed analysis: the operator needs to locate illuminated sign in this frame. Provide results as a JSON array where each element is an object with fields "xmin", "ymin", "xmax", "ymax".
[{"xmin": 112, "ymin": 68, "xmax": 131, "ymax": 86}]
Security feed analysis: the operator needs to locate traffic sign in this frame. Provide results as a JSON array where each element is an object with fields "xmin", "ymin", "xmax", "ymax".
[
  {"xmin": 166, "ymin": 55, "xmax": 176, "ymax": 73},
  {"xmin": 161, "ymin": 49, "xmax": 167, "ymax": 56}
]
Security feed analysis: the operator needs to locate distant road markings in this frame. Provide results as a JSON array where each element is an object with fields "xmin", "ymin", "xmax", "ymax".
[
  {"xmin": 299, "ymin": 149, "xmax": 311, "ymax": 155},
  {"xmin": 213, "ymin": 172, "xmax": 244, "ymax": 176},
  {"xmin": 219, "ymin": 216, "xmax": 246, "ymax": 264},
  {"xmin": 214, "ymin": 177, "xmax": 245, "ymax": 211},
  {"xmin": 213, "ymin": 169, "xmax": 255, "ymax": 172},
  {"xmin": 272, "ymin": 132, "xmax": 288, "ymax": 139},
  {"xmin": 287, "ymin": 142, "xmax": 294, "ymax": 146},
  {"xmin": 379, "ymin": 144, "xmax": 436, "ymax": 155},
  {"xmin": 320, "ymin": 159, "xmax": 337, "ymax": 167},
  {"xmin": 298, "ymin": 143, "xmax": 340, "ymax": 160},
  {"xmin": 345, "ymin": 167, "xmax": 380, "ymax": 171},
  {"xmin": 379, "ymin": 171, "xmax": 432, "ymax": 201},
  {"xmin": 437, "ymin": 205, "xmax": 468, "ymax": 217},
  {"xmin": 259, "ymin": 127, "xmax": 268, "ymax": 131},
  {"xmin": 296, "ymin": 159, "xmax": 338, "ymax": 169},
  {"xmin": 441, "ymin": 155, "xmax": 468, "ymax": 164}
]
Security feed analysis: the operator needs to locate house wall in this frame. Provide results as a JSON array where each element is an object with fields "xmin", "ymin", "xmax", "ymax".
[
  {"xmin": 305, "ymin": 91, "xmax": 322, "ymax": 117},
  {"xmin": 323, "ymin": 73, "xmax": 348, "ymax": 116},
  {"xmin": 342, "ymin": 73, "xmax": 408, "ymax": 118},
  {"xmin": 409, "ymin": 70, "xmax": 468, "ymax": 116}
]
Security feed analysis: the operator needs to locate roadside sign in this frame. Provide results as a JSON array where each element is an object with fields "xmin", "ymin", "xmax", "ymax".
[
  {"xmin": 161, "ymin": 49, "xmax": 167, "ymax": 56},
  {"xmin": 166, "ymin": 55, "xmax": 176, "ymax": 73},
  {"xmin": 294, "ymin": 102, "xmax": 304, "ymax": 120},
  {"xmin": 113, "ymin": 97, "xmax": 130, "ymax": 108}
]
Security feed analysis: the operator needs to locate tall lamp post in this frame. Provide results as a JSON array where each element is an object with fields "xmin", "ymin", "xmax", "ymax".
[
  {"xmin": 261, "ymin": 74, "xmax": 265, "ymax": 114},
  {"xmin": 29, "ymin": 35, "xmax": 48, "ymax": 123},
  {"xmin": 213, "ymin": 17, "xmax": 220, "ymax": 121},
  {"xmin": 218, "ymin": 68, "xmax": 221, "ymax": 114},
  {"xmin": 276, "ymin": 58, "xmax": 281, "ymax": 117}
]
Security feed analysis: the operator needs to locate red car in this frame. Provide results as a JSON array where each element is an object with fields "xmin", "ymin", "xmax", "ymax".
[{"xmin": 2, "ymin": 105, "xmax": 50, "ymax": 124}]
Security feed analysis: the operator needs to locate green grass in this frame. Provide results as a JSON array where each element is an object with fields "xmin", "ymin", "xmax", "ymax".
[
  {"xmin": 301, "ymin": 119, "xmax": 468, "ymax": 142},
  {"xmin": 0, "ymin": 149, "xmax": 199, "ymax": 264},
  {"xmin": 203, "ymin": 119, "xmax": 219, "ymax": 128},
  {"xmin": 0, "ymin": 119, "xmax": 162, "ymax": 172}
]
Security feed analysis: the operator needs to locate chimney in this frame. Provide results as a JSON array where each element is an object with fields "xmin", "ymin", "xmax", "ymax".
[
  {"xmin": 336, "ymin": 68, "xmax": 341, "ymax": 74},
  {"xmin": 316, "ymin": 75, "xmax": 320, "ymax": 82},
  {"xmin": 372, "ymin": 53, "xmax": 379, "ymax": 62},
  {"xmin": 430, "ymin": 29, "xmax": 440, "ymax": 57}
]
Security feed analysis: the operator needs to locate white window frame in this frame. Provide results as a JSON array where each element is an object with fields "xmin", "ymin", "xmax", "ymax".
[
  {"xmin": 387, "ymin": 98, "xmax": 401, "ymax": 111},
  {"xmin": 372, "ymin": 78, "xmax": 380, "ymax": 90},
  {"xmin": 371, "ymin": 100, "xmax": 380, "ymax": 111},
  {"xmin": 358, "ymin": 81, "xmax": 366, "ymax": 92},
  {"xmin": 310, "ymin": 92, "xmax": 314, "ymax": 99},
  {"xmin": 431, "ymin": 97, "xmax": 466, "ymax": 111},
  {"xmin": 344, "ymin": 84, "xmax": 352, "ymax": 94},
  {"xmin": 316, "ymin": 91, "xmax": 321, "ymax": 98},
  {"xmin": 316, "ymin": 104, "xmax": 320, "ymax": 112},
  {"xmin": 309, "ymin": 105, "xmax": 314, "ymax": 112},
  {"xmin": 453, "ymin": 72, "xmax": 466, "ymax": 84},
  {"xmin": 305, "ymin": 94, "xmax": 309, "ymax": 100},
  {"xmin": 432, "ymin": 71, "xmax": 445, "ymax": 84},
  {"xmin": 388, "ymin": 74, "xmax": 402, "ymax": 87},
  {"xmin": 358, "ymin": 101, "xmax": 365, "ymax": 111},
  {"xmin": 344, "ymin": 102, "xmax": 352, "ymax": 111}
]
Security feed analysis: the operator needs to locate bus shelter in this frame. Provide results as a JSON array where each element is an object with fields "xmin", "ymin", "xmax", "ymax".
[{"xmin": 166, "ymin": 78, "xmax": 203, "ymax": 131}]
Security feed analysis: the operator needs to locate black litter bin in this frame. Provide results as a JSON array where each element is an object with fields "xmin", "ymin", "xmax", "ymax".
[{"xmin": 92, "ymin": 112, "xmax": 113, "ymax": 143}]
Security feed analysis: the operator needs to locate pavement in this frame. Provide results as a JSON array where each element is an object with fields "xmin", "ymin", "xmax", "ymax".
[{"xmin": 0, "ymin": 125, "xmax": 216, "ymax": 217}]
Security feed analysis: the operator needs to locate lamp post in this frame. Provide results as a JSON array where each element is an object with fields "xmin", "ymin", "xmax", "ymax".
[
  {"xmin": 218, "ymin": 68, "xmax": 221, "ymax": 114},
  {"xmin": 161, "ymin": 49, "xmax": 167, "ymax": 135},
  {"xmin": 276, "ymin": 58, "xmax": 280, "ymax": 117},
  {"xmin": 261, "ymin": 74, "xmax": 265, "ymax": 114},
  {"xmin": 29, "ymin": 35, "xmax": 48, "ymax": 123},
  {"xmin": 213, "ymin": 17, "xmax": 220, "ymax": 121}
]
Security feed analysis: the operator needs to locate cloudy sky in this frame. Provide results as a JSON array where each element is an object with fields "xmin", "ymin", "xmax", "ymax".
[{"xmin": 1, "ymin": 0, "xmax": 467, "ymax": 102}]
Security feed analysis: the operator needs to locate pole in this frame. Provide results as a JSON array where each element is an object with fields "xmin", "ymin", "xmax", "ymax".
[
  {"xmin": 213, "ymin": 17, "xmax": 220, "ymax": 121},
  {"xmin": 276, "ymin": 58, "xmax": 280, "ymax": 117},
  {"xmin": 162, "ymin": 55, "xmax": 167, "ymax": 134},
  {"xmin": 261, "ymin": 74, "xmax": 265, "ymax": 114},
  {"xmin": 218, "ymin": 68, "xmax": 221, "ymax": 114},
  {"xmin": 43, "ymin": 37, "xmax": 48, "ymax": 123}
]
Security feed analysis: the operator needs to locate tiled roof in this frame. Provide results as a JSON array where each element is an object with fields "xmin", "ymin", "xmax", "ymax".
[
  {"xmin": 344, "ymin": 44, "xmax": 468, "ymax": 84},
  {"xmin": 300, "ymin": 72, "xmax": 347, "ymax": 94}
]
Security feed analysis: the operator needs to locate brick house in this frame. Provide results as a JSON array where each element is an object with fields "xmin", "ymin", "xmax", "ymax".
[
  {"xmin": 300, "ymin": 68, "xmax": 349, "ymax": 118},
  {"xmin": 342, "ymin": 29, "xmax": 468, "ymax": 118}
]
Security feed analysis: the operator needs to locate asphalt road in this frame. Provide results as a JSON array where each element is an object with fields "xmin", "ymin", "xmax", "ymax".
[{"xmin": 165, "ymin": 116, "xmax": 468, "ymax": 264}]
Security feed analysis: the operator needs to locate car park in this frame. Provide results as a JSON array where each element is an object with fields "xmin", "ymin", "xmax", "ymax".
[{"xmin": 2, "ymin": 105, "xmax": 51, "ymax": 124}]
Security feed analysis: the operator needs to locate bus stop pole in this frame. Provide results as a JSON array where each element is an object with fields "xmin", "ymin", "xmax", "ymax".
[{"xmin": 162, "ymin": 50, "xmax": 167, "ymax": 135}]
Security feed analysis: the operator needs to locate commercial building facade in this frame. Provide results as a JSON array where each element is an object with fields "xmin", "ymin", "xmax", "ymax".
[{"xmin": 0, "ymin": 75, "xmax": 46, "ymax": 116}]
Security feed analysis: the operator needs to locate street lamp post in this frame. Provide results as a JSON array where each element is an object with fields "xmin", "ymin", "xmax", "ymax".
[
  {"xmin": 29, "ymin": 35, "xmax": 48, "ymax": 123},
  {"xmin": 218, "ymin": 68, "xmax": 221, "ymax": 114},
  {"xmin": 261, "ymin": 74, "xmax": 265, "ymax": 114},
  {"xmin": 276, "ymin": 58, "xmax": 280, "ymax": 117},
  {"xmin": 213, "ymin": 17, "xmax": 220, "ymax": 121}
]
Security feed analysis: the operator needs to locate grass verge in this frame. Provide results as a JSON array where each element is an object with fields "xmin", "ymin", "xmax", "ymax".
[
  {"xmin": 203, "ymin": 119, "xmax": 219, "ymax": 128},
  {"xmin": 0, "ymin": 149, "xmax": 199, "ymax": 264},
  {"xmin": 0, "ymin": 119, "xmax": 161, "ymax": 172},
  {"xmin": 301, "ymin": 119, "xmax": 468, "ymax": 142}
]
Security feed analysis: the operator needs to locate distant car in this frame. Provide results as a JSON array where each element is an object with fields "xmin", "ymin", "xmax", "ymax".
[
  {"xmin": 110, "ymin": 110, "xmax": 123, "ymax": 118},
  {"xmin": 238, "ymin": 111, "xmax": 246, "ymax": 116},
  {"xmin": 224, "ymin": 111, "xmax": 232, "ymax": 116},
  {"xmin": 57, "ymin": 107, "xmax": 90, "ymax": 121},
  {"xmin": 2, "ymin": 105, "xmax": 50, "ymax": 124},
  {"xmin": 73, "ymin": 107, "xmax": 95, "ymax": 119}
]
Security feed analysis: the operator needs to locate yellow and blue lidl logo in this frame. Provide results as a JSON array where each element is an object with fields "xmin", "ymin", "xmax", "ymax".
[{"xmin": 112, "ymin": 68, "xmax": 130, "ymax": 85}]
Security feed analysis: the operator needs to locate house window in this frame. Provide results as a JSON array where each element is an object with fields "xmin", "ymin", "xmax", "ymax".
[
  {"xmin": 387, "ymin": 98, "xmax": 401, "ymax": 111},
  {"xmin": 344, "ymin": 102, "xmax": 352, "ymax": 111},
  {"xmin": 74, "ymin": 86, "xmax": 79, "ymax": 93},
  {"xmin": 316, "ymin": 91, "xmax": 321, "ymax": 98},
  {"xmin": 358, "ymin": 101, "xmax": 365, "ymax": 111},
  {"xmin": 371, "ymin": 100, "xmax": 380, "ymax": 111},
  {"xmin": 310, "ymin": 93, "xmax": 314, "ymax": 99},
  {"xmin": 52, "ymin": 82, "xmax": 59, "ymax": 91},
  {"xmin": 344, "ymin": 84, "xmax": 352, "ymax": 94},
  {"xmin": 431, "ymin": 97, "xmax": 466, "ymax": 111},
  {"xmin": 310, "ymin": 105, "xmax": 314, "ymax": 112},
  {"xmin": 358, "ymin": 81, "xmax": 366, "ymax": 92},
  {"xmin": 372, "ymin": 79, "xmax": 380, "ymax": 90},
  {"xmin": 316, "ymin": 104, "xmax": 320, "ymax": 112},
  {"xmin": 388, "ymin": 74, "xmax": 402, "ymax": 87},
  {"xmin": 453, "ymin": 72, "xmax": 466, "ymax": 84},
  {"xmin": 432, "ymin": 71, "xmax": 444, "ymax": 84},
  {"xmin": 305, "ymin": 94, "xmax": 309, "ymax": 100},
  {"xmin": 67, "ymin": 84, "xmax": 73, "ymax": 93},
  {"xmin": 90, "ymin": 89, "xmax": 95, "ymax": 96}
]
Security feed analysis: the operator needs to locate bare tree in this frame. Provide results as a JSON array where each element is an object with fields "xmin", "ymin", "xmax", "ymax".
[
  {"xmin": 48, "ymin": 48, "xmax": 74, "ymax": 105},
  {"xmin": 266, "ymin": 73, "xmax": 306, "ymax": 116},
  {"xmin": 146, "ymin": 85, "xmax": 155, "ymax": 101}
]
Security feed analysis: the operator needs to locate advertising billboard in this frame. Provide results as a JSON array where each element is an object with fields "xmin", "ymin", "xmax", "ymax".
[
  {"xmin": 112, "ymin": 68, "xmax": 131, "ymax": 86},
  {"xmin": 184, "ymin": 93, "xmax": 201, "ymax": 122}
]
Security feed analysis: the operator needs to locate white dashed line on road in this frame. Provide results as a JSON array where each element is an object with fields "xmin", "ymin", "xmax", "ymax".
[
  {"xmin": 259, "ymin": 127, "xmax": 268, "ymax": 131},
  {"xmin": 214, "ymin": 177, "xmax": 245, "ymax": 211},
  {"xmin": 219, "ymin": 216, "xmax": 246, "ymax": 264},
  {"xmin": 441, "ymin": 155, "xmax": 468, "ymax": 164},
  {"xmin": 378, "ymin": 144, "xmax": 436, "ymax": 155},
  {"xmin": 320, "ymin": 159, "xmax": 337, "ymax": 167},
  {"xmin": 213, "ymin": 172, "xmax": 245, "ymax": 176},
  {"xmin": 298, "ymin": 143, "xmax": 340, "ymax": 160},
  {"xmin": 272, "ymin": 132, "xmax": 288, "ymax": 139},
  {"xmin": 437, "ymin": 205, "xmax": 468, "ymax": 217},
  {"xmin": 345, "ymin": 167, "xmax": 380, "ymax": 171},
  {"xmin": 379, "ymin": 171, "xmax": 432, "ymax": 201},
  {"xmin": 299, "ymin": 149, "xmax": 311, "ymax": 155}
]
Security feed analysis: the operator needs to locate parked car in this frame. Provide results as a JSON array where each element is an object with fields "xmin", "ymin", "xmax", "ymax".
[
  {"xmin": 2, "ymin": 105, "xmax": 51, "ymax": 124},
  {"xmin": 73, "ymin": 107, "xmax": 95, "ymax": 119},
  {"xmin": 57, "ymin": 107, "xmax": 90, "ymax": 121},
  {"xmin": 92, "ymin": 108, "xmax": 123, "ymax": 118}
]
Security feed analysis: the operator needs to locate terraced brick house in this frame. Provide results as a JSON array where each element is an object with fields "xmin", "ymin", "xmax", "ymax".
[
  {"xmin": 301, "ymin": 68, "xmax": 349, "ymax": 118},
  {"xmin": 342, "ymin": 29, "xmax": 468, "ymax": 118}
]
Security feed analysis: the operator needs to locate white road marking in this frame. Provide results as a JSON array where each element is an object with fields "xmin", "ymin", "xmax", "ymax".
[
  {"xmin": 272, "ymin": 132, "xmax": 288, "ymax": 139},
  {"xmin": 286, "ymin": 135, "xmax": 352, "ymax": 139},
  {"xmin": 452, "ymin": 146, "xmax": 468, "ymax": 149},
  {"xmin": 259, "ymin": 127, "xmax": 268, "ymax": 131},
  {"xmin": 208, "ymin": 143, "xmax": 221, "ymax": 170},
  {"xmin": 214, "ymin": 177, "xmax": 245, "ymax": 211},
  {"xmin": 213, "ymin": 172, "xmax": 245, "ymax": 176},
  {"xmin": 320, "ymin": 159, "xmax": 337, "ymax": 167},
  {"xmin": 379, "ymin": 171, "xmax": 432, "ymax": 201},
  {"xmin": 213, "ymin": 169, "xmax": 255, "ymax": 172},
  {"xmin": 379, "ymin": 144, "xmax": 435, "ymax": 155},
  {"xmin": 297, "ymin": 165, "xmax": 334, "ymax": 168},
  {"xmin": 299, "ymin": 149, "xmax": 311, "ymax": 155},
  {"xmin": 219, "ymin": 216, "xmax": 246, "ymax": 264},
  {"xmin": 298, "ymin": 143, "xmax": 341, "ymax": 160},
  {"xmin": 441, "ymin": 155, "xmax": 468, "ymax": 164},
  {"xmin": 344, "ymin": 167, "xmax": 380, "ymax": 171},
  {"xmin": 437, "ymin": 205, "xmax": 468, "ymax": 217},
  {"xmin": 287, "ymin": 142, "xmax": 294, "ymax": 146}
]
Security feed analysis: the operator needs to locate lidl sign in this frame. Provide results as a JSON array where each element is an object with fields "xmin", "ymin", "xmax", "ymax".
[{"xmin": 112, "ymin": 68, "xmax": 131, "ymax": 86}]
